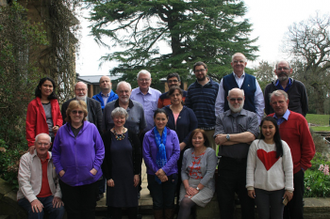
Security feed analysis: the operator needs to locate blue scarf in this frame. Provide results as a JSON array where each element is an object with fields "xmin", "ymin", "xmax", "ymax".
[{"xmin": 154, "ymin": 126, "xmax": 167, "ymax": 184}]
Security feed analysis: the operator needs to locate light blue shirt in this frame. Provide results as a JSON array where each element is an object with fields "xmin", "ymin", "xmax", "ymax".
[
  {"xmin": 273, "ymin": 109, "xmax": 291, "ymax": 125},
  {"xmin": 130, "ymin": 87, "xmax": 161, "ymax": 131}
]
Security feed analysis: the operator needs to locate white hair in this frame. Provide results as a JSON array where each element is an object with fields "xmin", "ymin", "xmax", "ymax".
[{"xmin": 137, "ymin": 70, "xmax": 151, "ymax": 79}]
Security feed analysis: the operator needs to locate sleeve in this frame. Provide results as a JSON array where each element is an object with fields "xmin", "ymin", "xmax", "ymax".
[
  {"xmin": 54, "ymin": 100, "xmax": 63, "ymax": 127},
  {"xmin": 181, "ymin": 150, "xmax": 189, "ymax": 181},
  {"xmin": 215, "ymin": 79, "xmax": 225, "ymax": 118},
  {"xmin": 101, "ymin": 132, "xmax": 112, "ymax": 179},
  {"xmin": 140, "ymin": 107, "xmax": 147, "ymax": 132},
  {"xmin": 102, "ymin": 105, "xmax": 108, "ymax": 133},
  {"xmin": 246, "ymin": 141, "xmax": 257, "ymax": 189},
  {"xmin": 92, "ymin": 126, "xmax": 105, "ymax": 172},
  {"xmin": 185, "ymin": 88, "xmax": 191, "ymax": 108},
  {"xmin": 18, "ymin": 155, "xmax": 37, "ymax": 202},
  {"xmin": 61, "ymin": 102, "xmax": 67, "ymax": 125},
  {"xmin": 199, "ymin": 149, "xmax": 217, "ymax": 187},
  {"xmin": 213, "ymin": 114, "xmax": 225, "ymax": 137},
  {"xmin": 282, "ymin": 141, "xmax": 294, "ymax": 191},
  {"xmin": 130, "ymin": 131, "xmax": 142, "ymax": 175},
  {"xmin": 51, "ymin": 129, "xmax": 63, "ymax": 174},
  {"xmin": 53, "ymin": 165, "xmax": 62, "ymax": 198},
  {"xmin": 95, "ymin": 101, "xmax": 103, "ymax": 134},
  {"xmin": 162, "ymin": 132, "xmax": 180, "ymax": 175},
  {"xmin": 246, "ymin": 113, "xmax": 260, "ymax": 138},
  {"xmin": 300, "ymin": 83, "xmax": 309, "ymax": 117},
  {"xmin": 142, "ymin": 132, "xmax": 159, "ymax": 174},
  {"xmin": 26, "ymin": 101, "xmax": 37, "ymax": 147},
  {"xmin": 157, "ymin": 98, "xmax": 163, "ymax": 108},
  {"xmin": 299, "ymin": 119, "xmax": 315, "ymax": 170},
  {"xmin": 182, "ymin": 109, "xmax": 198, "ymax": 144},
  {"xmin": 264, "ymin": 84, "xmax": 271, "ymax": 115},
  {"xmin": 254, "ymin": 79, "xmax": 265, "ymax": 124}
]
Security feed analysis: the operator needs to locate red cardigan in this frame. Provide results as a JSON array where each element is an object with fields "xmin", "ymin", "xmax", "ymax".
[
  {"xmin": 26, "ymin": 97, "xmax": 63, "ymax": 147},
  {"xmin": 269, "ymin": 111, "xmax": 315, "ymax": 174}
]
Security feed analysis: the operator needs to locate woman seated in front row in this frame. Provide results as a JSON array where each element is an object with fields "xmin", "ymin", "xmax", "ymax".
[{"xmin": 177, "ymin": 128, "xmax": 217, "ymax": 219}]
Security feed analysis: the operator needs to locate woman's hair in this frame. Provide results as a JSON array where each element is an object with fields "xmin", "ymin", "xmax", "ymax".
[
  {"xmin": 35, "ymin": 77, "xmax": 57, "ymax": 99},
  {"xmin": 188, "ymin": 128, "xmax": 210, "ymax": 147},
  {"xmin": 111, "ymin": 107, "xmax": 129, "ymax": 120},
  {"xmin": 65, "ymin": 100, "xmax": 88, "ymax": 123},
  {"xmin": 260, "ymin": 117, "xmax": 283, "ymax": 158},
  {"xmin": 153, "ymin": 108, "xmax": 168, "ymax": 119}
]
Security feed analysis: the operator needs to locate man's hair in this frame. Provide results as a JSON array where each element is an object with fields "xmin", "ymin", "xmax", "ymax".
[
  {"xmin": 35, "ymin": 133, "xmax": 51, "ymax": 143},
  {"xmin": 193, "ymin": 62, "xmax": 207, "ymax": 72},
  {"xmin": 137, "ymin": 70, "xmax": 151, "ymax": 79},
  {"xmin": 275, "ymin": 60, "xmax": 291, "ymax": 70},
  {"xmin": 117, "ymin": 81, "xmax": 132, "ymax": 91},
  {"xmin": 167, "ymin": 73, "xmax": 181, "ymax": 82},
  {"xmin": 231, "ymin": 52, "xmax": 247, "ymax": 62},
  {"xmin": 99, "ymin": 75, "xmax": 111, "ymax": 84},
  {"xmin": 228, "ymin": 88, "xmax": 245, "ymax": 97},
  {"xmin": 269, "ymin": 90, "xmax": 288, "ymax": 102},
  {"xmin": 75, "ymin": 82, "xmax": 88, "ymax": 90}
]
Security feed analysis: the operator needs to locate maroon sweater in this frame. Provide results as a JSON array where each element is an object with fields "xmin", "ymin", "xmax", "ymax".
[{"xmin": 269, "ymin": 111, "xmax": 315, "ymax": 174}]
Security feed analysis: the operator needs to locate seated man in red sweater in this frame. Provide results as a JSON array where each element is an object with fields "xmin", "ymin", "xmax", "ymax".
[{"xmin": 268, "ymin": 90, "xmax": 315, "ymax": 219}]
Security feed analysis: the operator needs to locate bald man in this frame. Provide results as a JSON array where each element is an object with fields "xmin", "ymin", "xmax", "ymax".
[
  {"xmin": 61, "ymin": 82, "xmax": 103, "ymax": 133},
  {"xmin": 92, "ymin": 75, "xmax": 118, "ymax": 110}
]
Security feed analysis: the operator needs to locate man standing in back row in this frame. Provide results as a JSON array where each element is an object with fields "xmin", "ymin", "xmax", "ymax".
[{"xmin": 92, "ymin": 75, "xmax": 118, "ymax": 110}]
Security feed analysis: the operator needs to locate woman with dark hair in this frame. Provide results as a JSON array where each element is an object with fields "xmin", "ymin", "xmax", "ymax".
[
  {"xmin": 177, "ymin": 129, "xmax": 217, "ymax": 219},
  {"xmin": 246, "ymin": 116, "xmax": 294, "ymax": 219},
  {"xmin": 26, "ymin": 77, "xmax": 62, "ymax": 152},
  {"xmin": 163, "ymin": 86, "xmax": 198, "ymax": 204},
  {"xmin": 143, "ymin": 108, "xmax": 180, "ymax": 219},
  {"xmin": 102, "ymin": 107, "xmax": 141, "ymax": 219},
  {"xmin": 52, "ymin": 100, "xmax": 104, "ymax": 219}
]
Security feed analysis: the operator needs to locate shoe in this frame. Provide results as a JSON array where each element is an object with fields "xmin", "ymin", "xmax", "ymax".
[{"xmin": 96, "ymin": 193, "xmax": 104, "ymax": 201}]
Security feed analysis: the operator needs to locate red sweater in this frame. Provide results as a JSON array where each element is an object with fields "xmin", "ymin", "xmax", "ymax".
[
  {"xmin": 269, "ymin": 111, "xmax": 315, "ymax": 174},
  {"xmin": 26, "ymin": 97, "xmax": 63, "ymax": 147}
]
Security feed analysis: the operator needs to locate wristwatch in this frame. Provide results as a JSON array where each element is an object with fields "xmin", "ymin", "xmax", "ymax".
[
  {"xmin": 196, "ymin": 187, "xmax": 200, "ymax": 191},
  {"xmin": 226, "ymin": 134, "xmax": 230, "ymax": 141}
]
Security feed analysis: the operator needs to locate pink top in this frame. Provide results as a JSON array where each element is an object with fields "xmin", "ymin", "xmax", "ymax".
[{"xmin": 173, "ymin": 112, "xmax": 180, "ymax": 125}]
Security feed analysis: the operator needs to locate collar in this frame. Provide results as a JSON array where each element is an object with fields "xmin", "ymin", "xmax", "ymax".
[
  {"xmin": 137, "ymin": 87, "xmax": 152, "ymax": 95},
  {"xmin": 101, "ymin": 92, "xmax": 111, "ymax": 97},
  {"xmin": 224, "ymin": 108, "xmax": 248, "ymax": 117},
  {"xmin": 273, "ymin": 109, "xmax": 290, "ymax": 121},
  {"xmin": 275, "ymin": 78, "xmax": 292, "ymax": 90},
  {"xmin": 33, "ymin": 150, "xmax": 51, "ymax": 161},
  {"xmin": 114, "ymin": 99, "xmax": 134, "ymax": 108},
  {"xmin": 233, "ymin": 72, "xmax": 245, "ymax": 79}
]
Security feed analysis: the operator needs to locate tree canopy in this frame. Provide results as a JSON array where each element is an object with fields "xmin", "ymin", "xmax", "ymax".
[{"xmin": 85, "ymin": 0, "xmax": 258, "ymax": 87}]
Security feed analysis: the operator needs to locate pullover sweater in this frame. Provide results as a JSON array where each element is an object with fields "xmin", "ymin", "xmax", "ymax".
[{"xmin": 246, "ymin": 139, "xmax": 294, "ymax": 192}]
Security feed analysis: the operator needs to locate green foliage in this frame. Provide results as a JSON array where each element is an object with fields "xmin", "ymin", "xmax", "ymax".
[
  {"xmin": 85, "ymin": 0, "xmax": 258, "ymax": 88},
  {"xmin": 306, "ymin": 114, "xmax": 330, "ymax": 126}
]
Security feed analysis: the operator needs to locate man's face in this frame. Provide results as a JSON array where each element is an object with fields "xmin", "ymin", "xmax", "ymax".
[
  {"xmin": 75, "ymin": 82, "xmax": 87, "ymax": 100},
  {"xmin": 167, "ymin": 76, "xmax": 181, "ymax": 89},
  {"xmin": 275, "ymin": 61, "xmax": 292, "ymax": 82},
  {"xmin": 231, "ymin": 54, "xmax": 247, "ymax": 75},
  {"xmin": 227, "ymin": 90, "xmax": 245, "ymax": 113},
  {"xmin": 270, "ymin": 95, "xmax": 289, "ymax": 117},
  {"xmin": 100, "ymin": 76, "xmax": 112, "ymax": 91},
  {"xmin": 117, "ymin": 83, "xmax": 131, "ymax": 104},
  {"xmin": 194, "ymin": 65, "xmax": 208, "ymax": 81},
  {"xmin": 137, "ymin": 73, "xmax": 151, "ymax": 90},
  {"xmin": 35, "ymin": 135, "xmax": 51, "ymax": 157}
]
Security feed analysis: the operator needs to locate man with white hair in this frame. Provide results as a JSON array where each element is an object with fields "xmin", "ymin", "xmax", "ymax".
[
  {"xmin": 17, "ymin": 133, "xmax": 64, "ymax": 219},
  {"xmin": 214, "ymin": 88, "xmax": 259, "ymax": 219},
  {"xmin": 61, "ymin": 82, "xmax": 103, "ymax": 133},
  {"xmin": 130, "ymin": 70, "xmax": 161, "ymax": 131}
]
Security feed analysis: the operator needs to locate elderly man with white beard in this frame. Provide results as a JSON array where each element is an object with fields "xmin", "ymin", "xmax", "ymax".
[{"xmin": 213, "ymin": 88, "xmax": 259, "ymax": 219}]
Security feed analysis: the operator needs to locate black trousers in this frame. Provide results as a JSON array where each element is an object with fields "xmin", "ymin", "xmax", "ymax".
[
  {"xmin": 59, "ymin": 180, "xmax": 98, "ymax": 219},
  {"xmin": 217, "ymin": 157, "xmax": 255, "ymax": 219}
]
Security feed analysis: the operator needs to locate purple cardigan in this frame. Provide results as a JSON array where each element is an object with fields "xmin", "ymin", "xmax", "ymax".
[
  {"xmin": 52, "ymin": 121, "xmax": 105, "ymax": 186},
  {"xmin": 142, "ymin": 128, "xmax": 180, "ymax": 176}
]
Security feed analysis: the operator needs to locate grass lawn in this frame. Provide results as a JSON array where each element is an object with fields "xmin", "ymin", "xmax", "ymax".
[
  {"xmin": 306, "ymin": 114, "xmax": 330, "ymax": 126},
  {"xmin": 310, "ymin": 126, "xmax": 330, "ymax": 132}
]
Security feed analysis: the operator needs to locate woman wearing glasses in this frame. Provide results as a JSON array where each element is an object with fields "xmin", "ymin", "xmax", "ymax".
[{"xmin": 52, "ymin": 100, "xmax": 105, "ymax": 219}]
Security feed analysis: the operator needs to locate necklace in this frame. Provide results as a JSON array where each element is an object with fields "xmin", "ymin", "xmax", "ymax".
[{"xmin": 112, "ymin": 128, "xmax": 126, "ymax": 141}]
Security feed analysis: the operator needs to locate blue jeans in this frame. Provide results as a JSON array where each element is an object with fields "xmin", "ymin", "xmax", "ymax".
[
  {"xmin": 147, "ymin": 174, "xmax": 177, "ymax": 210},
  {"xmin": 18, "ymin": 196, "xmax": 65, "ymax": 219}
]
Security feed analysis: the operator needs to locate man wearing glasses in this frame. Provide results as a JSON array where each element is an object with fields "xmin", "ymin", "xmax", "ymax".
[
  {"xmin": 214, "ymin": 88, "xmax": 259, "ymax": 219},
  {"xmin": 131, "ymin": 70, "xmax": 161, "ymax": 131},
  {"xmin": 185, "ymin": 61, "xmax": 220, "ymax": 150},
  {"xmin": 264, "ymin": 60, "xmax": 308, "ymax": 117},
  {"xmin": 215, "ymin": 52, "xmax": 264, "ymax": 124},
  {"xmin": 157, "ymin": 73, "xmax": 187, "ymax": 108}
]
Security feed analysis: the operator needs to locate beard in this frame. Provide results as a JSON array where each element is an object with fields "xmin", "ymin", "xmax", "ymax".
[
  {"xmin": 228, "ymin": 101, "xmax": 244, "ymax": 113},
  {"xmin": 76, "ymin": 95, "xmax": 87, "ymax": 101},
  {"xmin": 278, "ymin": 73, "xmax": 289, "ymax": 81},
  {"xmin": 197, "ymin": 75, "xmax": 206, "ymax": 82}
]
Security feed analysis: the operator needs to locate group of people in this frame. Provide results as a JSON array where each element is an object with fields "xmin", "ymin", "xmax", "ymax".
[{"xmin": 18, "ymin": 52, "xmax": 315, "ymax": 219}]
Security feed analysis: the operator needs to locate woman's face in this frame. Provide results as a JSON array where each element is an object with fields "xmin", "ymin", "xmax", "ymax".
[
  {"xmin": 154, "ymin": 112, "xmax": 168, "ymax": 131},
  {"xmin": 170, "ymin": 89, "xmax": 182, "ymax": 105},
  {"xmin": 70, "ymin": 107, "xmax": 84, "ymax": 124},
  {"xmin": 113, "ymin": 114, "xmax": 126, "ymax": 128},
  {"xmin": 39, "ymin": 80, "xmax": 53, "ymax": 97},
  {"xmin": 192, "ymin": 132, "xmax": 205, "ymax": 148},
  {"xmin": 261, "ymin": 120, "xmax": 276, "ymax": 142}
]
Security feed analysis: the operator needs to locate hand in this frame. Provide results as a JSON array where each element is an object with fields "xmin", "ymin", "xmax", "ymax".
[
  {"xmin": 90, "ymin": 168, "xmax": 97, "ymax": 176},
  {"xmin": 107, "ymin": 179, "xmax": 115, "ymax": 187},
  {"xmin": 248, "ymin": 190, "xmax": 256, "ymax": 199},
  {"xmin": 52, "ymin": 197, "xmax": 64, "ymax": 208},
  {"xmin": 28, "ymin": 146, "xmax": 35, "ymax": 154},
  {"xmin": 283, "ymin": 190, "xmax": 293, "ymax": 202},
  {"xmin": 31, "ymin": 199, "xmax": 44, "ymax": 213},
  {"xmin": 185, "ymin": 187, "xmax": 198, "ymax": 196},
  {"xmin": 59, "ymin": 170, "xmax": 65, "ymax": 177},
  {"xmin": 155, "ymin": 169, "xmax": 166, "ymax": 178},
  {"xmin": 52, "ymin": 126, "xmax": 59, "ymax": 133},
  {"xmin": 215, "ymin": 134, "xmax": 227, "ymax": 145},
  {"xmin": 179, "ymin": 142, "xmax": 186, "ymax": 151},
  {"xmin": 158, "ymin": 174, "xmax": 168, "ymax": 182},
  {"xmin": 134, "ymin": 175, "xmax": 140, "ymax": 187}
]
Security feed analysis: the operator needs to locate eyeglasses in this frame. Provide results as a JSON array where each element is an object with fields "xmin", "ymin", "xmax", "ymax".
[
  {"xmin": 229, "ymin": 98, "xmax": 243, "ymax": 102},
  {"xmin": 233, "ymin": 60, "xmax": 245, "ymax": 64},
  {"xmin": 71, "ymin": 110, "xmax": 83, "ymax": 115},
  {"xmin": 276, "ymin": 67, "xmax": 290, "ymax": 71},
  {"xmin": 37, "ymin": 142, "xmax": 50, "ymax": 146},
  {"xmin": 75, "ymin": 89, "xmax": 86, "ymax": 92},
  {"xmin": 168, "ymin": 79, "xmax": 179, "ymax": 83},
  {"xmin": 138, "ymin": 78, "xmax": 150, "ymax": 82},
  {"xmin": 194, "ymin": 69, "xmax": 206, "ymax": 73}
]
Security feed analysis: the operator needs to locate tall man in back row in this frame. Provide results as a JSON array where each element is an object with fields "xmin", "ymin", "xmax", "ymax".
[
  {"xmin": 92, "ymin": 75, "xmax": 118, "ymax": 110},
  {"xmin": 264, "ymin": 60, "xmax": 308, "ymax": 117},
  {"xmin": 214, "ymin": 88, "xmax": 259, "ymax": 219},
  {"xmin": 215, "ymin": 52, "xmax": 264, "ymax": 124},
  {"xmin": 268, "ymin": 90, "xmax": 315, "ymax": 219},
  {"xmin": 185, "ymin": 61, "xmax": 219, "ymax": 150}
]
